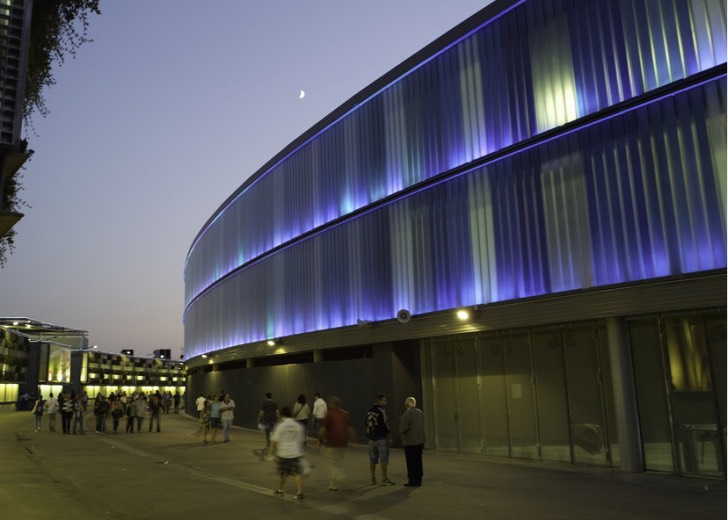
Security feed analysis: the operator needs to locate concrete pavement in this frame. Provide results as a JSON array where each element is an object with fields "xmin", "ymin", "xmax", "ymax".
[{"xmin": 0, "ymin": 410, "xmax": 724, "ymax": 520}]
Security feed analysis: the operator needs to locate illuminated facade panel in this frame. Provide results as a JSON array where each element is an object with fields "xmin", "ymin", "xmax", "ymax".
[
  {"xmin": 183, "ymin": 0, "xmax": 726, "ymax": 479},
  {"xmin": 185, "ymin": 0, "xmax": 726, "ymax": 310},
  {"xmin": 185, "ymin": 76, "xmax": 726, "ymax": 357}
]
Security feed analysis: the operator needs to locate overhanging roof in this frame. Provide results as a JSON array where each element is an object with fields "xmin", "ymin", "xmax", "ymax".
[{"xmin": 0, "ymin": 317, "xmax": 88, "ymax": 338}]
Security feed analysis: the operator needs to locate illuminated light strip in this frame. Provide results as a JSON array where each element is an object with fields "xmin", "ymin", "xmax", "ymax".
[{"xmin": 183, "ymin": 70, "xmax": 726, "ymax": 323}]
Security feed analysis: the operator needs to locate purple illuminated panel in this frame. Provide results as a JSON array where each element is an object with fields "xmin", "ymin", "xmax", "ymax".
[
  {"xmin": 184, "ymin": 74, "xmax": 727, "ymax": 359},
  {"xmin": 184, "ymin": 0, "xmax": 726, "ymax": 317}
]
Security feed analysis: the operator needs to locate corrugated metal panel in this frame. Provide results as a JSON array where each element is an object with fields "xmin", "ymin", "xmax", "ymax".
[
  {"xmin": 185, "ymin": 0, "xmax": 727, "ymax": 307},
  {"xmin": 184, "ymin": 0, "xmax": 727, "ymax": 360}
]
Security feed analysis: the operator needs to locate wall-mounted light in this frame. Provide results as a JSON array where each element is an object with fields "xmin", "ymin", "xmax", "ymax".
[
  {"xmin": 201, "ymin": 354, "xmax": 208, "ymax": 359},
  {"xmin": 267, "ymin": 339, "xmax": 276, "ymax": 347},
  {"xmin": 456, "ymin": 309, "xmax": 470, "ymax": 320}
]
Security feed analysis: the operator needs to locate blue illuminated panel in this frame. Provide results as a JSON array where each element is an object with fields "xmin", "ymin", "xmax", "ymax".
[
  {"xmin": 184, "ymin": 0, "xmax": 727, "ymax": 311},
  {"xmin": 184, "ymin": 76, "xmax": 727, "ymax": 358}
]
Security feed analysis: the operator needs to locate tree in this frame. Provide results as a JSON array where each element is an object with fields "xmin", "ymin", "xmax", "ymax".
[
  {"xmin": 24, "ymin": 0, "xmax": 102, "ymax": 122},
  {"xmin": 0, "ymin": 0, "xmax": 101, "ymax": 267}
]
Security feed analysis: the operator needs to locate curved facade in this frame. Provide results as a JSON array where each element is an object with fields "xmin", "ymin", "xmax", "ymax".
[
  {"xmin": 185, "ymin": 0, "xmax": 726, "ymax": 357},
  {"xmin": 185, "ymin": 0, "xmax": 726, "ymax": 477}
]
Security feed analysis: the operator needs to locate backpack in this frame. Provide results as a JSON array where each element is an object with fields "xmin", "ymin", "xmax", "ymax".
[{"xmin": 365, "ymin": 406, "xmax": 380, "ymax": 440}]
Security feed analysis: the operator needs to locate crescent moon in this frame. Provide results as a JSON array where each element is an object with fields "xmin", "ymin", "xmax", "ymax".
[{"xmin": 299, "ymin": 90, "xmax": 305, "ymax": 99}]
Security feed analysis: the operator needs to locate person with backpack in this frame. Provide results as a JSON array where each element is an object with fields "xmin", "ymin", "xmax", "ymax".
[{"xmin": 365, "ymin": 393, "xmax": 395, "ymax": 486}]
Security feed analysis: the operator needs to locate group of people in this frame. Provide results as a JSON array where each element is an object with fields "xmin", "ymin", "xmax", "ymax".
[
  {"xmin": 259, "ymin": 391, "xmax": 425, "ymax": 500},
  {"xmin": 194, "ymin": 391, "xmax": 236, "ymax": 443},
  {"xmin": 30, "ymin": 391, "xmax": 87, "ymax": 434},
  {"xmin": 29, "ymin": 389, "xmax": 182, "ymax": 435}
]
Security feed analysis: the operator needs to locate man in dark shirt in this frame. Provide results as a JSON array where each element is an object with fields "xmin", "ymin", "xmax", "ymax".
[
  {"xmin": 257, "ymin": 392, "xmax": 280, "ymax": 448},
  {"xmin": 365, "ymin": 394, "xmax": 395, "ymax": 486},
  {"xmin": 399, "ymin": 396, "xmax": 426, "ymax": 486}
]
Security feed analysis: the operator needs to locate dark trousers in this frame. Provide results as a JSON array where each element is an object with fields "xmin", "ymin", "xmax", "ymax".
[
  {"xmin": 404, "ymin": 444, "xmax": 424, "ymax": 484},
  {"xmin": 61, "ymin": 412, "xmax": 73, "ymax": 434}
]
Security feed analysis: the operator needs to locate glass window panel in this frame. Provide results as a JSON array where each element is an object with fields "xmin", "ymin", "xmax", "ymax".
[
  {"xmin": 479, "ymin": 332, "xmax": 510, "ymax": 457},
  {"xmin": 504, "ymin": 330, "xmax": 538, "ymax": 460},
  {"xmin": 664, "ymin": 314, "xmax": 723, "ymax": 477},
  {"xmin": 563, "ymin": 323, "xmax": 608, "ymax": 466},
  {"xmin": 455, "ymin": 336, "xmax": 483, "ymax": 454},
  {"xmin": 629, "ymin": 318, "xmax": 674, "ymax": 472},
  {"xmin": 531, "ymin": 326, "xmax": 570, "ymax": 463},
  {"xmin": 432, "ymin": 337, "xmax": 459, "ymax": 450},
  {"xmin": 596, "ymin": 321, "xmax": 619, "ymax": 468}
]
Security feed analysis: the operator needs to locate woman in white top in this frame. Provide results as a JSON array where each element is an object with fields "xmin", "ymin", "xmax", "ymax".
[{"xmin": 292, "ymin": 394, "xmax": 310, "ymax": 442}]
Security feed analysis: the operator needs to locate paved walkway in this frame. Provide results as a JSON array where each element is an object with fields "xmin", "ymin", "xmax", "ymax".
[{"xmin": 0, "ymin": 410, "xmax": 724, "ymax": 520}]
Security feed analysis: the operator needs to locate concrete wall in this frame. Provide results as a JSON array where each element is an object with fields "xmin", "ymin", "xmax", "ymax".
[{"xmin": 187, "ymin": 340, "xmax": 422, "ymax": 446}]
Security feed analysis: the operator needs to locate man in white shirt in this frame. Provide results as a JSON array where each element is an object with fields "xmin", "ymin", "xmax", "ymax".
[
  {"xmin": 220, "ymin": 394, "xmax": 235, "ymax": 442},
  {"xmin": 312, "ymin": 392, "xmax": 327, "ymax": 437},
  {"xmin": 44, "ymin": 392, "xmax": 59, "ymax": 432},
  {"xmin": 195, "ymin": 394, "xmax": 206, "ymax": 417},
  {"xmin": 271, "ymin": 406, "xmax": 306, "ymax": 499}
]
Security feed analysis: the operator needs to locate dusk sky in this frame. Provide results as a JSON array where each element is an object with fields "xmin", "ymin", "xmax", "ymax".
[{"xmin": 0, "ymin": 1, "xmax": 491, "ymax": 359}]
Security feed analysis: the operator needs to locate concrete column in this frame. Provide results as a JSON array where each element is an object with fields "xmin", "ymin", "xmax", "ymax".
[
  {"xmin": 313, "ymin": 349, "xmax": 323, "ymax": 363},
  {"xmin": 246, "ymin": 358, "xmax": 254, "ymax": 368},
  {"xmin": 606, "ymin": 317, "xmax": 644, "ymax": 473}
]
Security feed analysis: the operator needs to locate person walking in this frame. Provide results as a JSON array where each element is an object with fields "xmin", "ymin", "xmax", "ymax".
[
  {"xmin": 318, "ymin": 395, "xmax": 352, "ymax": 490},
  {"xmin": 399, "ymin": 396, "xmax": 426, "ymax": 487},
  {"xmin": 148, "ymin": 392, "xmax": 162, "ymax": 432},
  {"xmin": 365, "ymin": 393, "xmax": 395, "ymax": 485},
  {"xmin": 61, "ymin": 393, "xmax": 75, "ymax": 434},
  {"xmin": 44, "ymin": 392, "xmax": 59, "ymax": 432},
  {"xmin": 292, "ymin": 394, "xmax": 310, "ymax": 444},
  {"xmin": 32, "ymin": 394, "xmax": 44, "ymax": 432},
  {"xmin": 312, "ymin": 392, "xmax": 327, "ymax": 437},
  {"xmin": 220, "ymin": 393, "xmax": 235, "ymax": 442},
  {"xmin": 257, "ymin": 392, "xmax": 280, "ymax": 450},
  {"xmin": 209, "ymin": 394, "xmax": 221, "ymax": 443},
  {"xmin": 201, "ymin": 399, "xmax": 211, "ymax": 444},
  {"xmin": 94, "ymin": 394, "xmax": 109, "ymax": 434},
  {"xmin": 125, "ymin": 394, "xmax": 137, "ymax": 433},
  {"xmin": 271, "ymin": 406, "xmax": 306, "ymax": 499},
  {"xmin": 73, "ymin": 392, "xmax": 86, "ymax": 434},
  {"xmin": 195, "ymin": 393, "xmax": 206, "ymax": 418},
  {"xmin": 110, "ymin": 400, "xmax": 123, "ymax": 433},
  {"xmin": 134, "ymin": 393, "xmax": 147, "ymax": 432}
]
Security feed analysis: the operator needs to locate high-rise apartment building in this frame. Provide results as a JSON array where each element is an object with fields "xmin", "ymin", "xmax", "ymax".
[{"xmin": 0, "ymin": 0, "xmax": 32, "ymax": 236}]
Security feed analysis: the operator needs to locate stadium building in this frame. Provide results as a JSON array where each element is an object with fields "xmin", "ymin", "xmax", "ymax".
[{"xmin": 184, "ymin": 0, "xmax": 726, "ymax": 478}]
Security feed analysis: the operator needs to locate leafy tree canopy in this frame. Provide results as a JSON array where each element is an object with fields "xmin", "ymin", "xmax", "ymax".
[
  {"xmin": 25, "ymin": 0, "xmax": 101, "ymax": 122},
  {"xmin": 0, "ymin": 0, "xmax": 100, "ymax": 267}
]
